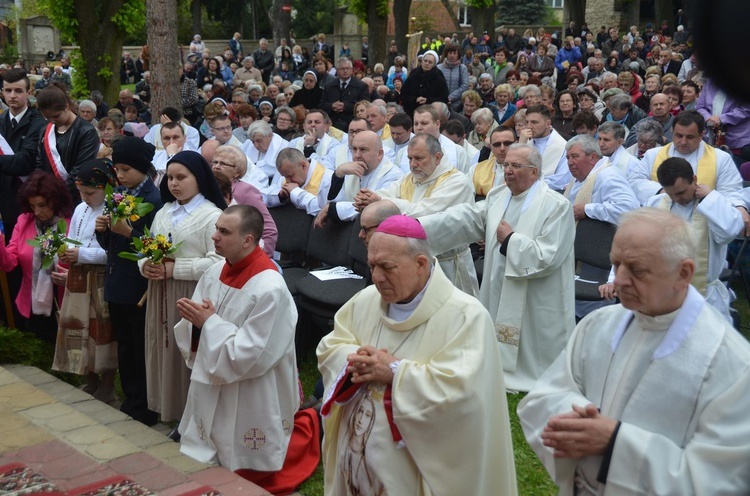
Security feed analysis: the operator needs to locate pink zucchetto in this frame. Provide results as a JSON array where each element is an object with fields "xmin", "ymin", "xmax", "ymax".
[{"xmin": 375, "ymin": 215, "xmax": 427, "ymax": 240}]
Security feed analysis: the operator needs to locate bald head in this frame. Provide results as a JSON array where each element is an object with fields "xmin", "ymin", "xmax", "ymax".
[
  {"xmin": 201, "ymin": 139, "xmax": 221, "ymax": 163},
  {"xmin": 351, "ymin": 130, "xmax": 384, "ymax": 171},
  {"xmin": 359, "ymin": 200, "xmax": 400, "ymax": 245}
]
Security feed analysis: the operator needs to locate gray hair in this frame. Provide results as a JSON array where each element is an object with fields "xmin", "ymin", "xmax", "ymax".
[
  {"xmin": 565, "ymin": 134, "xmax": 602, "ymax": 158},
  {"xmin": 404, "ymin": 236, "xmax": 434, "ymax": 262},
  {"xmin": 409, "ymin": 133, "xmax": 442, "ymax": 156},
  {"xmin": 336, "ymin": 57, "xmax": 353, "ymax": 69},
  {"xmin": 215, "ymin": 144, "xmax": 248, "ymax": 177},
  {"xmin": 598, "ymin": 121, "xmax": 626, "ymax": 140},
  {"xmin": 468, "ymin": 76, "xmax": 477, "ymax": 87},
  {"xmin": 431, "ymin": 102, "xmax": 451, "ymax": 121},
  {"xmin": 521, "ymin": 85, "xmax": 541, "ymax": 98},
  {"xmin": 618, "ymin": 208, "xmax": 696, "ymax": 270},
  {"xmin": 601, "ymin": 72, "xmax": 618, "ymax": 83},
  {"xmin": 371, "ymin": 104, "xmax": 387, "ymax": 117},
  {"xmin": 608, "ymin": 93, "xmax": 633, "ymax": 111},
  {"xmin": 507, "ymin": 143, "xmax": 543, "ymax": 172},
  {"xmin": 247, "ymin": 120, "xmax": 274, "ymax": 139},
  {"xmin": 276, "ymin": 105, "xmax": 296, "ymax": 122},
  {"xmin": 479, "ymin": 73, "xmax": 493, "ymax": 82},
  {"xmin": 247, "ymin": 84, "xmax": 263, "ymax": 95},
  {"xmin": 471, "ymin": 107, "xmax": 494, "ymax": 125},
  {"xmin": 79, "ymin": 99, "xmax": 97, "ymax": 112},
  {"xmin": 386, "ymin": 102, "xmax": 404, "ymax": 114},
  {"xmin": 242, "ymin": 56, "xmax": 255, "ymax": 64},
  {"xmin": 636, "ymin": 119, "xmax": 664, "ymax": 142},
  {"xmin": 276, "ymin": 147, "xmax": 306, "ymax": 170}
]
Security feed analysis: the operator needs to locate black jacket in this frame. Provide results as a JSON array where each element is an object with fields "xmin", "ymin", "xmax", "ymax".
[
  {"xmin": 36, "ymin": 115, "xmax": 100, "ymax": 204},
  {"xmin": 96, "ymin": 180, "xmax": 163, "ymax": 305},
  {"xmin": 400, "ymin": 67, "xmax": 449, "ymax": 116},
  {"xmin": 0, "ymin": 108, "xmax": 46, "ymax": 235},
  {"xmin": 319, "ymin": 77, "xmax": 370, "ymax": 130}
]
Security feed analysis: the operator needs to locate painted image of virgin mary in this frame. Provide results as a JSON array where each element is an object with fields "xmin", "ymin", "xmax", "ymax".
[{"xmin": 342, "ymin": 393, "xmax": 384, "ymax": 495}]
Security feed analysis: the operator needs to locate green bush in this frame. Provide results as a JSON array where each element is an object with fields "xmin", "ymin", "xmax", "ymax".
[{"xmin": 0, "ymin": 327, "xmax": 55, "ymax": 369}]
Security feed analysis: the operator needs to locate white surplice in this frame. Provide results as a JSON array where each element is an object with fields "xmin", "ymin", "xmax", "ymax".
[
  {"xmin": 317, "ymin": 263, "xmax": 518, "ymax": 496},
  {"xmin": 175, "ymin": 255, "xmax": 299, "ymax": 471},
  {"xmin": 565, "ymin": 161, "xmax": 640, "ymax": 225},
  {"xmin": 420, "ymin": 180, "xmax": 576, "ymax": 391},
  {"xmin": 518, "ymin": 286, "xmax": 750, "ymax": 496},
  {"xmin": 329, "ymin": 157, "xmax": 404, "ymax": 221}
]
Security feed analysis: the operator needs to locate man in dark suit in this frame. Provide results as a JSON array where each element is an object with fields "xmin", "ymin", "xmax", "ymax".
[
  {"xmin": 659, "ymin": 48, "xmax": 682, "ymax": 77},
  {"xmin": 319, "ymin": 57, "xmax": 370, "ymax": 130},
  {"xmin": 0, "ymin": 68, "xmax": 45, "ymax": 240},
  {"xmin": 252, "ymin": 38, "xmax": 275, "ymax": 85}
]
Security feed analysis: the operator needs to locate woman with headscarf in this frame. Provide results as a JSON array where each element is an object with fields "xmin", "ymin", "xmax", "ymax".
[
  {"xmin": 52, "ymin": 159, "xmax": 119, "ymax": 402},
  {"xmin": 0, "ymin": 171, "xmax": 72, "ymax": 342},
  {"xmin": 399, "ymin": 50, "xmax": 449, "ymax": 116},
  {"xmin": 289, "ymin": 71, "xmax": 324, "ymax": 111},
  {"xmin": 139, "ymin": 151, "xmax": 227, "ymax": 426}
]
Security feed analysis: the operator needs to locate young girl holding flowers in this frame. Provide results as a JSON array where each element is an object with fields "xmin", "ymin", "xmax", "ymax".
[
  {"xmin": 140, "ymin": 150, "xmax": 226, "ymax": 424},
  {"xmin": 53, "ymin": 159, "xmax": 119, "ymax": 402}
]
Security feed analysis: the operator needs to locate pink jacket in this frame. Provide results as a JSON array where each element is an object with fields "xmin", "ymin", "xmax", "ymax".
[{"xmin": 0, "ymin": 213, "xmax": 68, "ymax": 318}]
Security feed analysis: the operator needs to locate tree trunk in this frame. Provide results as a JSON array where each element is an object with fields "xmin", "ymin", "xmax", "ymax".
[
  {"xmin": 470, "ymin": 4, "xmax": 497, "ymax": 41},
  {"xmin": 625, "ymin": 0, "xmax": 640, "ymax": 28},
  {"xmin": 393, "ymin": 0, "xmax": 413, "ymax": 65},
  {"xmin": 147, "ymin": 0, "xmax": 181, "ymax": 124},
  {"xmin": 437, "ymin": 0, "xmax": 462, "ymax": 33},
  {"xmin": 191, "ymin": 0, "xmax": 202, "ymax": 36},
  {"xmin": 270, "ymin": 0, "xmax": 291, "ymax": 52},
  {"xmin": 366, "ymin": 0, "xmax": 387, "ymax": 67},
  {"xmin": 72, "ymin": 0, "xmax": 125, "ymax": 105},
  {"xmin": 655, "ymin": 0, "xmax": 674, "ymax": 30}
]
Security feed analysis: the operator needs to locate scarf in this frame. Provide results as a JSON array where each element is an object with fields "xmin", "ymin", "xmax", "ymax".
[{"xmin": 31, "ymin": 215, "xmax": 61, "ymax": 316}]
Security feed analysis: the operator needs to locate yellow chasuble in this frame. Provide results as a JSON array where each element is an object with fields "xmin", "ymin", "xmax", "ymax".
[
  {"xmin": 400, "ymin": 168, "xmax": 459, "ymax": 200},
  {"xmin": 473, "ymin": 158, "xmax": 498, "ymax": 196},
  {"xmin": 303, "ymin": 162, "xmax": 327, "ymax": 195},
  {"xmin": 328, "ymin": 127, "xmax": 345, "ymax": 142},
  {"xmin": 650, "ymin": 143, "xmax": 718, "ymax": 189},
  {"xmin": 656, "ymin": 196, "xmax": 711, "ymax": 295}
]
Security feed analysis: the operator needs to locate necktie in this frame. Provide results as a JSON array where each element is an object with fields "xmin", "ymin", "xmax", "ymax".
[
  {"xmin": 11, "ymin": 118, "xmax": 16, "ymax": 130},
  {"xmin": 341, "ymin": 82, "xmax": 347, "ymax": 92}
]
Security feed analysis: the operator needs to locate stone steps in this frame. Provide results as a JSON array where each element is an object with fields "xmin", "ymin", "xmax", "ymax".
[{"xmin": 0, "ymin": 364, "xmax": 271, "ymax": 495}]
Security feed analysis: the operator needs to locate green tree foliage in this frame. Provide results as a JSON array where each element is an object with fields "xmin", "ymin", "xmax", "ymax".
[
  {"xmin": 497, "ymin": 0, "xmax": 547, "ymax": 25},
  {"xmin": 292, "ymin": 0, "xmax": 335, "ymax": 39}
]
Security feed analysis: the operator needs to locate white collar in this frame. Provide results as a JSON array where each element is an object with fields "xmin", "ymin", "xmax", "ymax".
[
  {"xmin": 168, "ymin": 192, "xmax": 206, "ymax": 214},
  {"xmin": 10, "ymin": 107, "xmax": 28, "ymax": 123}
]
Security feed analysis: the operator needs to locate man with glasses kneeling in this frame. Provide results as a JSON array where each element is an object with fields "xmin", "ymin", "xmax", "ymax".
[
  {"xmin": 467, "ymin": 127, "xmax": 516, "ymax": 199},
  {"xmin": 419, "ymin": 143, "xmax": 576, "ymax": 392}
]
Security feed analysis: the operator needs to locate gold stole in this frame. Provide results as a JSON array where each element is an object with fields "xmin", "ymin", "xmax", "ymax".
[
  {"xmin": 400, "ymin": 168, "xmax": 459, "ymax": 200},
  {"xmin": 303, "ymin": 162, "xmax": 326, "ymax": 195},
  {"xmin": 472, "ymin": 158, "xmax": 498, "ymax": 196},
  {"xmin": 650, "ymin": 143, "xmax": 718, "ymax": 189},
  {"xmin": 656, "ymin": 196, "xmax": 710, "ymax": 294},
  {"xmin": 328, "ymin": 127, "xmax": 345, "ymax": 142},
  {"xmin": 380, "ymin": 124, "xmax": 392, "ymax": 141}
]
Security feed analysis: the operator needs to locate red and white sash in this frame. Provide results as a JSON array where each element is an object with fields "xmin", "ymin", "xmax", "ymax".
[{"xmin": 43, "ymin": 123, "xmax": 67, "ymax": 181}]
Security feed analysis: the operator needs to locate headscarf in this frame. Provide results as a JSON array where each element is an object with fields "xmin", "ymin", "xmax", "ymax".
[
  {"xmin": 303, "ymin": 70, "xmax": 317, "ymax": 82},
  {"xmin": 423, "ymin": 50, "xmax": 440, "ymax": 66},
  {"xmin": 161, "ymin": 151, "xmax": 228, "ymax": 210},
  {"xmin": 75, "ymin": 159, "xmax": 119, "ymax": 189}
]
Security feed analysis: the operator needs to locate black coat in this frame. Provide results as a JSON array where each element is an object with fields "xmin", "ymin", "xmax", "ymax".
[
  {"xmin": 319, "ymin": 77, "xmax": 370, "ymax": 130},
  {"xmin": 289, "ymin": 86, "xmax": 323, "ymax": 110},
  {"xmin": 400, "ymin": 67, "xmax": 449, "ymax": 116},
  {"xmin": 0, "ymin": 108, "xmax": 46, "ymax": 235},
  {"xmin": 96, "ymin": 180, "xmax": 163, "ymax": 305},
  {"xmin": 36, "ymin": 116, "xmax": 100, "ymax": 204}
]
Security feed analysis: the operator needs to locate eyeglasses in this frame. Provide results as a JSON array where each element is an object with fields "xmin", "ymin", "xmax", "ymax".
[
  {"xmin": 360, "ymin": 224, "xmax": 378, "ymax": 235},
  {"xmin": 502, "ymin": 163, "xmax": 536, "ymax": 170},
  {"xmin": 211, "ymin": 160, "xmax": 236, "ymax": 168},
  {"xmin": 212, "ymin": 125, "xmax": 232, "ymax": 132},
  {"xmin": 491, "ymin": 140, "xmax": 515, "ymax": 148},
  {"xmin": 277, "ymin": 117, "xmax": 293, "ymax": 123}
]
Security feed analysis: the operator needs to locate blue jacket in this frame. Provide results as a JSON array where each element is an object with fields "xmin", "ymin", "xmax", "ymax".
[
  {"xmin": 97, "ymin": 180, "xmax": 163, "ymax": 305},
  {"xmin": 555, "ymin": 46, "xmax": 582, "ymax": 72}
]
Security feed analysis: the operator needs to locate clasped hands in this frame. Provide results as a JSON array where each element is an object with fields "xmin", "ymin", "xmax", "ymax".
[
  {"xmin": 541, "ymin": 403, "xmax": 618, "ymax": 459},
  {"xmin": 176, "ymin": 297, "xmax": 216, "ymax": 328},
  {"xmin": 347, "ymin": 345, "xmax": 398, "ymax": 385}
]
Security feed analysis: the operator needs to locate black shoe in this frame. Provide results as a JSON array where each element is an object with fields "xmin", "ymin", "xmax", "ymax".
[{"xmin": 167, "ymin": 427, "xmax": 181, "ymax": 442}]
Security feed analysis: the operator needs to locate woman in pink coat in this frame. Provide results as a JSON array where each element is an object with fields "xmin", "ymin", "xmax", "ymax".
[{"xmin": 0, "ymin": 171, "xmax": 72, "ymax": 342}]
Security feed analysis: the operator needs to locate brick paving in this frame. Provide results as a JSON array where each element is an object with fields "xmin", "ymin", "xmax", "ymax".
[{"xmin": 0, "ymin": 364, "xmax": 272, "ymax": 495}]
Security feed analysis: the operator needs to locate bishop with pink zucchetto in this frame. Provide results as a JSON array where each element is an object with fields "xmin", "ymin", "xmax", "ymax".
[{"xmin": 317, "ymin": 212, "xmax": 518, "ymax": 495}]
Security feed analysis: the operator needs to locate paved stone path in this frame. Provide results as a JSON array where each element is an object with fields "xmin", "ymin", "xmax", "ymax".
[{"xmin": 0, "ymin": 364, "xmax": 273, "ymax": 495}]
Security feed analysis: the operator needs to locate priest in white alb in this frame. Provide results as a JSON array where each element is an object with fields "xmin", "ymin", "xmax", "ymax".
[
  {"xmin": 419, "ymin": 143, "xmax": 576, "ymax": 392},
  {"xmin": 174, "ymin": 205, "xmax": 299, "ymax": 472},
  {"xmin": 317, "ymin": 215, "xmax": 517, "ymax": 496},
  {"xmin": 518, "ymin": 208, "xmax": 750, "ymax": 495}
]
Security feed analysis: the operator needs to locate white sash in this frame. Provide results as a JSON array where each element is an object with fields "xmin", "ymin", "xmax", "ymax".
[
  {"xmin": 43, "ymin": 123, "xmax": 68, "ymax": 181},
  {"xmin": 343, "ymin": 158, "xmax": 397, "ymax": 201},
  {"xmin": 0, "ymin": 133, "xmax": 14, "ymax": 156}
]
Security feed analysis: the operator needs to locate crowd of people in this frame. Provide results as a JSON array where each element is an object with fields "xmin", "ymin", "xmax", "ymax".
[{"xmin": 1, "ymin": 14, "xmax": 750, "ymax": 494}]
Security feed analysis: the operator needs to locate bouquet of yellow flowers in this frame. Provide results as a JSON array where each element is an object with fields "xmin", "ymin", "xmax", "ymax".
[
  {"xmin": 118, "ymin": 227, "xmax": 181, "ymax": 264},
  {"xmin": 27, "ymin": 219, "xmax": 82, "ymax": 269},
  {"xmin": 104, "ymin": 184, "xmax": 154, "ymax": 225}
]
